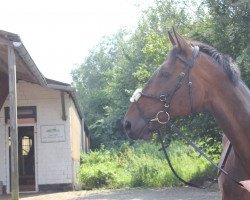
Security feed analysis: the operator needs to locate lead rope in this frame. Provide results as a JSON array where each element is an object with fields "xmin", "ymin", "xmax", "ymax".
[{"xmin": 158, "ymin": 122, "xmax": 243, "ymax": 188}]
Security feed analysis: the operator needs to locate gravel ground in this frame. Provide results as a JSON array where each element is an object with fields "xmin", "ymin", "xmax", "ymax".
[{"xmin": 0, "ymin": 187, "xmax": 221, "ymax": 200}]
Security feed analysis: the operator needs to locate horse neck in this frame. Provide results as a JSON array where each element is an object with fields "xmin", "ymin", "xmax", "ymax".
[{"xmin": 205, "ymin": 80, "xmax": 250, "ymax": 164}]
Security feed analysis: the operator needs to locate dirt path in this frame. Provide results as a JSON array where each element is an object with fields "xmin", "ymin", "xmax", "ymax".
[{"xmin": 0, "ymin": 187, "xmax": 221, "ymax": 200}]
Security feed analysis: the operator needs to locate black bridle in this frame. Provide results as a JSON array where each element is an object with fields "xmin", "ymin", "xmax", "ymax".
[
  {"xmin": 130, "ymin": 46, "xmax": 199, "ymax": 127},
  {"xmin": 130, "ymin": 46, "xmax": 243, "ymax": 188}
]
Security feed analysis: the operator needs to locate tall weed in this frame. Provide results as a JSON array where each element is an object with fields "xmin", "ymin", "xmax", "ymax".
[{"xmin": 79, "ymin": 142, "xmax": 217, "ymax": 189}]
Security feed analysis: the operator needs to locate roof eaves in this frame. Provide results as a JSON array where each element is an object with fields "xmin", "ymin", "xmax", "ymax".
[
  {"xmin": 0, "ymin": 30, "xmax": 47, "ymax": 86},
  {"xmin": 14, "ymin": 42, "xmax": 47, "ymax": 86},
  {"xmin": 47, "ymin": 83, "xmax": 83, "ymax": 119},
  {"xmin": 1, "ymin": 30, "xmax": 83, "ymax": 119}
]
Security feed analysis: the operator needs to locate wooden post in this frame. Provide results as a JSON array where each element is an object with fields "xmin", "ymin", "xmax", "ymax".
[
  {"xmin": 8, "ymin": 45, "xmax": 19, "ymax": 200},
  {"xmin": 60, "ymin": 91, "xmax": 67, "ymax": 121}
]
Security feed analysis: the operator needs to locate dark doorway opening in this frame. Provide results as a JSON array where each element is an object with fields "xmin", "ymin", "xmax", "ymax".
[{"xmin": 9, "ymin": 126, "xmax": 35, "ymax": 192}]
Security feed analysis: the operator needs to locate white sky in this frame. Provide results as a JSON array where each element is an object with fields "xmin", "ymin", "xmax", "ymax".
[{"xmin": 0, "ymin": 0, "xmax": 154, "ymax": 83}]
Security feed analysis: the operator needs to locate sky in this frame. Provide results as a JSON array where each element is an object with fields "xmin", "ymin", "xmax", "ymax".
[{"xmin": 0, "ymin": 0, "xmax": 154, "ymax": 83}]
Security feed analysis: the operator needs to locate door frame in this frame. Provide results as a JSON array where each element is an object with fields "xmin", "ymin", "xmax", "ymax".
[{"xmin": 6, "ymin": 124, "xmax": 38, "ymax": 193}]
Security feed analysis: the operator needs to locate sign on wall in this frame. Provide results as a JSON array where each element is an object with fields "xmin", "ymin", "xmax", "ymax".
[{"xmin": 41, "ymin": 125, "xmax": 65, "ymax": 143}]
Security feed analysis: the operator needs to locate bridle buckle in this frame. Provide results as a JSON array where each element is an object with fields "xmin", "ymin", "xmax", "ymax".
[{"xmin": 160, "ymin": 95, "xmax": 167, "ymax": 101}]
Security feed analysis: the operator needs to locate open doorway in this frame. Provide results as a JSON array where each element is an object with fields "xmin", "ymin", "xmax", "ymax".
[{"xmin": 9, "ymin": 126, "xmax": 35, "ymax": 192}]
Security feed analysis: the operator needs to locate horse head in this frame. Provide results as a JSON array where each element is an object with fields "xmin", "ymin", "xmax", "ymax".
[{"xmin": 123, "ymin": 29, "xmax": 235, "ymax": 141}]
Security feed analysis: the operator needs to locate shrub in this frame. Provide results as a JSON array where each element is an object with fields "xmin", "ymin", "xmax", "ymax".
[{"xmin": 79, "ymin": 141, "xmax": 218, "ymax": 189}]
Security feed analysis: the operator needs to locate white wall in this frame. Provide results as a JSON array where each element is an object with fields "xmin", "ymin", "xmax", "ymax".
[
  {"xmin": 0, "ymin": 81, "xmax": 78, "ymax": 191},
  {"xmin": 69, "ymin": 98, "xmax": 82, "ymax": 187}
]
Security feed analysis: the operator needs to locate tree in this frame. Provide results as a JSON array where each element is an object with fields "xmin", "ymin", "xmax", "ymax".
[{"xmin": 72, "ymin": 0, "xmax": 249, "ymax": 152}]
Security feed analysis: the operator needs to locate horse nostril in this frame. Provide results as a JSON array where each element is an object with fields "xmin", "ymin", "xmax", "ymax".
[{"xmin": 124, "ymin": 120, "xmax": 131, "ymax": 131}]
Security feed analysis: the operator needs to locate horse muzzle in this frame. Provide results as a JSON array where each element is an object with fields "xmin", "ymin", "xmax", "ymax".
[{"xmin": 123, "ymin": 119, "xmax": 152, "ymax": 141}]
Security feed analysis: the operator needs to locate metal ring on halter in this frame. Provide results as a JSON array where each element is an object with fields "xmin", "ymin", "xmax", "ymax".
[
  {"xmin": 150, "ymin": 111, "xmax": 170, "ymax": 124},
  {"xmin": 159, "ymin": 95, "xmax": 167, "ymax": 101}
]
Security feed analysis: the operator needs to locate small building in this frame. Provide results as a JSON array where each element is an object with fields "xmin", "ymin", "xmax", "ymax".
[{"xmin": 0, "ymin": 30, "xmax": 89, "ymax": 193}]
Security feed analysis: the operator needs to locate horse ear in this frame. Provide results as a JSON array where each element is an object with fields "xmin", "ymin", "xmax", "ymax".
[
  {"xmin": 172, "ymin": 28, "xmax": 191, "ymax": 53},
  {"xmin": 168, "ymin": 31, "xmax": 176, "ymax": 46}
]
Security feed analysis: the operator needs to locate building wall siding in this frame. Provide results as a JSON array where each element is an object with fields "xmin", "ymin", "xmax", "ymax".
[
  {"xmin": 69, "ymin": 98, "xmax": 82, "ymax": 187},
  {"xmin": 0, "ymin": 81, "xmax": 82, "ymax": 192},
  {"xmin": 69, "ymin": 98, "xmax": 82, "ymax": 161}
]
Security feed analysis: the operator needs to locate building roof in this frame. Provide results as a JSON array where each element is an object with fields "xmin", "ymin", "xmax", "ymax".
[{"xmin": 0, "ymin": 30, "xmax": 83, "ymax": 119}]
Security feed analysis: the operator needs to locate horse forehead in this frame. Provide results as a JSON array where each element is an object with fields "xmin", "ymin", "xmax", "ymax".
[{"xmin": 146, "ymin": 67, "xmax": 161, "ymax": 86}]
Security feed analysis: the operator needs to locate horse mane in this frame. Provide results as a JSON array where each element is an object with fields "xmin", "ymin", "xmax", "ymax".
[{"xmin": 191, "ymin": 41, "xmax": 240, "ymax": 85}]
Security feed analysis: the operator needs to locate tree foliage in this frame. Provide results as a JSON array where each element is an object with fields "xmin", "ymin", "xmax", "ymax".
[{"xmin": 72, "ymin": 0, "xmax": 250, "ymax": 150}]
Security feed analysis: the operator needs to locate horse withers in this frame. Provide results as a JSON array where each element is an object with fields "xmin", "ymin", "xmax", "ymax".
[{"xmin": 123, "ymin": 29, "xmax": 250, "ymax": 200}]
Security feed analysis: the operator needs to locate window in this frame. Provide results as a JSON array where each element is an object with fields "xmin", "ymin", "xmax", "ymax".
[
  {"xmin": 5, "ymin": 106, "xmax": 37, "ymax": 124},
  {"xmin": 22, "ymin": 136, "xmax": 33, "ymax": 156}
]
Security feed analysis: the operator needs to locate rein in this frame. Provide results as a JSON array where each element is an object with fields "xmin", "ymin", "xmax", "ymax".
[
  {"xmin": 158, "ymin": 122, "xmax": 243, "ymax": 188},
  {"xmin": 130, "ymin": 46, "xmax": 243, "ymax": 188}
]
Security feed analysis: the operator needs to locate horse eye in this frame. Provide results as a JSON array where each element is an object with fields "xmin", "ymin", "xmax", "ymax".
[{"xmin": 160, "ymin": 71, "xmax": 170, "ymax": 78}]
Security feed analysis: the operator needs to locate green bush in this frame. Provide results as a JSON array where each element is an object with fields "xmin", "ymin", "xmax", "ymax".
[{"xmin": 78, "ymin": 142, "xmax": 218, "ymax": 189}]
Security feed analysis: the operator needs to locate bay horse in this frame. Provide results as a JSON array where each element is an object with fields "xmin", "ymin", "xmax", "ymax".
[{"xmin": 123, "ymin": 30, "xmax": 250, "ymax": 200}]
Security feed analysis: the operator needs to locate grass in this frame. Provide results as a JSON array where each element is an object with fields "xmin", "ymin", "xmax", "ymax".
[{"xmin": 78, "ymin": 141, "xmax": 218, "ymax": 189}]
